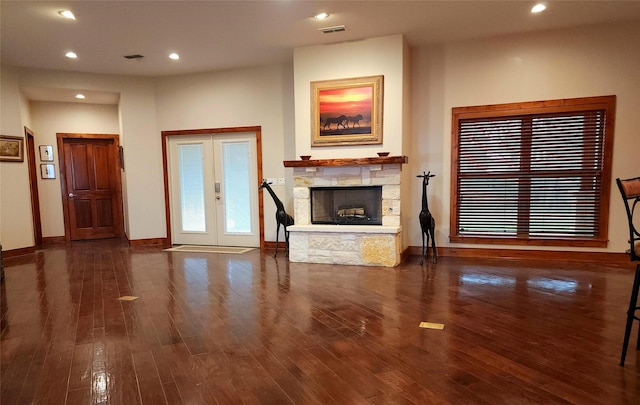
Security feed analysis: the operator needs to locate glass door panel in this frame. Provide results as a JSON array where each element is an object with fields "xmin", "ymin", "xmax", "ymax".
[
  {"xmin": 179, "ymin": 144, "xmax": 206, "ymax": 232},
  {"xmin": 168, "ymin": 137, "xmax": 217, "ymax": 245},
  {"xmin": 222, "ymin": 141, "xmax": 252, "ymax": 233},
  {"xmin": 215, "ymin": 135, "xmax": 259, "ymax": 247}
]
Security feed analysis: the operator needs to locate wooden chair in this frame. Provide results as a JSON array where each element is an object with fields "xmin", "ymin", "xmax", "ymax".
[{"xmin": 616, "ymin": 177, "xmax": 640, "ymax": 366}]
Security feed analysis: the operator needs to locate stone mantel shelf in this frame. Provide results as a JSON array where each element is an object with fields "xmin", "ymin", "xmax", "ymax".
[{"xmin": 283, "ymin": 155, "xmax": 408, "ymax": 168}]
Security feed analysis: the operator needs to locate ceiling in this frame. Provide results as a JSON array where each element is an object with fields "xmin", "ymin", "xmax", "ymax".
[{"xmin": 2, "ymin": 1, "xmax": 640, "ymax": 102}]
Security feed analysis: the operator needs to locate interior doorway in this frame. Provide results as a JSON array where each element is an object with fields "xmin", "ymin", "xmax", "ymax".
[{"xmin": 25, "ymin": 127, "xmax": 43, "ymax": 247}]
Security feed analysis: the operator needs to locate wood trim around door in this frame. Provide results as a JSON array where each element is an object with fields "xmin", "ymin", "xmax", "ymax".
[
  {"xmin": 161, "ymin": 126, "xmax": 264, "ymax": 249},
  {"xmin": 57, "ymin": 133, "xmax": 125, "ymax": 242},
  {"xmin": 25, "ymin": 127, "xmax": 43, "ymax": 247}
]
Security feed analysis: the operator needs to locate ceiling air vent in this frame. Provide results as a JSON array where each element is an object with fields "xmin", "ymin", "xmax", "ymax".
[
  {"xmin": 318, "ymin": 25, "xmax": 346, "ymax": 34},
  {"xmin": 123, "ymin": 54, "xmax": 144, "ymax": 60}
]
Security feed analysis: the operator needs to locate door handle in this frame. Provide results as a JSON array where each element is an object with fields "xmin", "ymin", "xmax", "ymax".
[{"xmin": 69, "ymin": 193, "xmax": 75, "ymax": 198}]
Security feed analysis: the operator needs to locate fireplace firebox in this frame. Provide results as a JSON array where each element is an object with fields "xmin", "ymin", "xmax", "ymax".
[{"xmin": 310, "ymin": 186, "xmax": 382, "ymax": 225}]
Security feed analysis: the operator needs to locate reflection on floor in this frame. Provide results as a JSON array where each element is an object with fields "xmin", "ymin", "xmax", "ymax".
[{"xmin": 1, "ymin": 239, "xmax": 639, "ymax": 404}]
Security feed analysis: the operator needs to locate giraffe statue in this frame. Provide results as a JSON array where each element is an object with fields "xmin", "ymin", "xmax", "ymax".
[
  {"xmin": 259, "ymin": 180, "xmax": 294, "ymax": 257},
  {"xmin": 417, "ymin": 171, "xmax": 437, "ymax": 264}
]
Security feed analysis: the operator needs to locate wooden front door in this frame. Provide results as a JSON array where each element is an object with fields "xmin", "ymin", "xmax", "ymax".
[{"xmin": 58, "ymin": 134, "xmax": 123, "ymax": 241}]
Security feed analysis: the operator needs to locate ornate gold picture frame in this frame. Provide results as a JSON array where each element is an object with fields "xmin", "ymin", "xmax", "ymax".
[
  {"xmin": 0, "ymin": 135, "xmax": 24, "ymax": 162},
  {"xmin": 311, "ymin": 75, "xmax": 383, "ymax": 147}
]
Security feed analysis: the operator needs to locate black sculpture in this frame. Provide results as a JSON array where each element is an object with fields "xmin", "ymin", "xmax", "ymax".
[
  {"xmin": 259, "ymin": 180, "xmax": 294, "ymax": 257},
  {"xmin": 417, "ymin": 171, "xmax": 437, "ymax": 264}
]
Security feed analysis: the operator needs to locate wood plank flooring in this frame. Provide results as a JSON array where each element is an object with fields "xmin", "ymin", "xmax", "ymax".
[{"xmin": 1, "ymin": 239, "xmax": 639, "ymax": 404}]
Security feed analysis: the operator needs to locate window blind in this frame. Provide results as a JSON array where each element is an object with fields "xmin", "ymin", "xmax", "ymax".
[{"xmin": 451, "ymin": 96, "xmax": 615, "ymax": 246}]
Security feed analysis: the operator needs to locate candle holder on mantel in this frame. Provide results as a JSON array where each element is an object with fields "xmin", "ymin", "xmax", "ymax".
[
  {"xmin": 300, "ymin": 155, "xmax": 311, "ymax": 160},
  {"xmin": 377, "ymin": 152, "xmax": 390, "ymax": 157}
]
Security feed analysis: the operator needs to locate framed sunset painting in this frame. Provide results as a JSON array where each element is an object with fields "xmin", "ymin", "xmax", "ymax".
[{"xmin": 311, "ymin": 75, "xmax": 383, "ymax": 147}]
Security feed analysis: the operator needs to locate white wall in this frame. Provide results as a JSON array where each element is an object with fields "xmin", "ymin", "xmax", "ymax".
[
  {"xmin": 0, "ymin": 66, "xmax": 34, "ymax": 250},
  {"xmin": 293, "ymin": 35, "xmax": 411, "ymax": 250},
  {"xmin": 154, "ymin": 63, "xmax": 294, "ymax": 241},
  {"xmin": 116, "ymin": 80, "xmax": 162, "ymax": 241},
  {"xmin": 293, "ymin": 35, "xmax": 407, "ymax": 160},
  {"xmin": 1, "ymin": 68, "xmax": 162, "ymax": 244},
  {"xmin": 408, "ymin": 21, "xmax": 640, "ymax": 253},
  {"xmin": 401, "ymin": 38, "xmax": 414, "ymax": 250},
  {"xmin": 29, "ymin": 101, "xmax": 120, "ymax": 238}
]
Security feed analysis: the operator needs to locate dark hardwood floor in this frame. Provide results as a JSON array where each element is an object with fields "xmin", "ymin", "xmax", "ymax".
[{"xmin": 1, "ymin": 240, "xmax": 639, "ymax": 404}]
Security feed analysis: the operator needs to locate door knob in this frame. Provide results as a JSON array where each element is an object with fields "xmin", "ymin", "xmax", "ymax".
[{"xmin": 69, "ymin": 193, "xmax": 75, "ymax": 198}]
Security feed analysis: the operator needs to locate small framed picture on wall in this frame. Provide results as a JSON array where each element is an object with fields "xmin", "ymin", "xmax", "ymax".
[
  {"xmin": 40, "ymin": 163, "xmax": 56, "ymax": 179},
  {"xmin": 0, "ymin": 135, "xmax": 24, "ymax": 162},
  {"xmin": 39, "ymin": 145, "xmax": 54, "ymax": 161}
]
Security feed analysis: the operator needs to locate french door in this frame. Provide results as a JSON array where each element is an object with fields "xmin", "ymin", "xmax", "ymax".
[{"xmin": 167, "ymin": 133, "xmax": 259, "ymax": 247}]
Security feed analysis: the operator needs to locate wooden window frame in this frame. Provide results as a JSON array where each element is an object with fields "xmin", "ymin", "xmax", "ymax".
[{"xmin": 450, "ymin": 95, "xmax": 616, "ymax": 248}]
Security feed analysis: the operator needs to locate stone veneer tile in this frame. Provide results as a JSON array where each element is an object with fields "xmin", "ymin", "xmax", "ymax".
[
  {"xmin": 307, "ymin": 255, "xmax": 335, "ymax": 264},
  {"xmin": 337, "ymin": 177, "xmax": 364, "ymax": 186},
  {"xmin": 309, "ymin": 249, "xmax": 332, "ymax": 257},
  {"xmin": 332, "ymin": 251, "xmax": 361, "ymax": 265},
  {"xmin": 289, "ymin": 234, "xmax": 308, "ymax": 261},
  {"xmin": 309, "ymin": 234, "xmax": 356, "ymax": 251},
  {"xmin": 382, "ymin": 216, "xmax": 401, "ymax": 227},
  {"xmin": 293, "ymin": 186, "xmax": 309, "ymax": 199},
  {"xmin": 360, "ymin": 235, "xmax": 398, "ymax": 267},
  {"xmin": 361, "ymin": 167, "xmax": 371, "ymax": 185},
  {"xmin": 371, "ymin": 173, "xmax": 401, "ymax": 185},
  {"xmin": 372, "ymin": 165, "xmax": 400, "ymax": 174},
  {"xmin": 294, "ymin": 198, "xmax": 310, "ymax": 225},
  {"xmin": 382, "ymin": 199, "xmax": 401, "ymax": 216},
  {"xmin": 313, "ymin": 176, "xmax": 333, "ymax": 186},
  {"xmin": 382, "ymin": 185, "xmax": 400, "ymax": 200},
  {"xmin": 322, "ymin": 166, "xmax": 362, "ymax": 177},
  {"xmin": 293, "ymin": 176, "xmax": 313, "ymax": 187}
]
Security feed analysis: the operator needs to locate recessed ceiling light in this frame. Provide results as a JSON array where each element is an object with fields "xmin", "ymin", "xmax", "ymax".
[
  {"xmin": 531, "ymin": 3, "xmax": 546, "ymax": 13},
  {"xmin": 314, "ymin": 12, "xmax": 329, "ymax": 20},
  {"xmin": 169, "ymin": 53, "xmax": 180, "ymax": 60},
  {"xmin": 58, "ymin": 10, "xmax": 76, "ymax": 20},
  {"xmin": 75, "ymin": 94, "xmax": 85, "ymax": 99},
  {"xmin": 65, "ymin": 51, "xmax": 77, "ymax": 59}
]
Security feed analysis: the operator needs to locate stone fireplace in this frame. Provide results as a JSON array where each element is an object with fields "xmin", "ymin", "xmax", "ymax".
[{"xmin": 283, "ymin": 156, "xmax": 407, "ymax": 267}]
